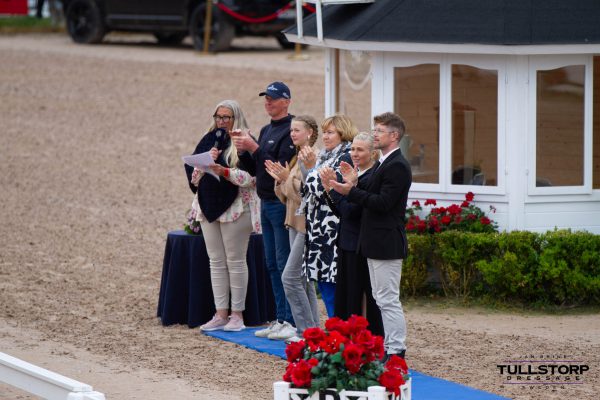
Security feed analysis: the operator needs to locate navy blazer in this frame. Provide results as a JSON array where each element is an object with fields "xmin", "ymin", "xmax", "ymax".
[
  {"xmin": 347, "ymin": 148, "xmax": 412, "ymax": 260},
  {"xmin": 184, "ymin": 129, "xmax": 240, "ymax": 222}
]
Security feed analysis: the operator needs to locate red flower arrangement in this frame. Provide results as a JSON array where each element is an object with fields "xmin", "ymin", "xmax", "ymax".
[
  {"xmin": 283, "ymin": 316, "xmax": 410, "ymax": 396},
  {"xmin": 406, "ymin": 192, "xmax": 498, "ymax": 234}
]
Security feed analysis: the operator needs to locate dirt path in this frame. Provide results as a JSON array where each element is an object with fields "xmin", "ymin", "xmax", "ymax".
[{"xmin": 0, "ymin": 33, "xmax": 598, "ymax": 400}]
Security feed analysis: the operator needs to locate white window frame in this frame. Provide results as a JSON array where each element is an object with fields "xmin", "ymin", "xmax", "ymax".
[
  {"xmin": 383, "ymin": 53, "xmax": 506, "ymax": 195},
  {"xmin": 527, "ymin": 55, "xmax": 593, "ymax": 196}
]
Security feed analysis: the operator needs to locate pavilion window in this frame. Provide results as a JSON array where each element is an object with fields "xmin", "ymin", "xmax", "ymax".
[
  {"xmin": 394, "ymin": 64, "xmax": 440, "ymax": 184},
  {"xmin": 451, "ymin": 65, "xmax": 498, "ymax": 187},
  {"xmin": 593, "ymin": 57, "xmax": 600, "ymax": 190},
  {"xmin": 536, "ymin": 65, "xmax": 585, "ymax": 187}
]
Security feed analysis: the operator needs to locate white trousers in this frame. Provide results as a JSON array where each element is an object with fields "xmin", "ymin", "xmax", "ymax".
[
  {"xmin": 367, "ymin": 258, "xmax": 407, "ymax": 354},
  {"xmin": 200, "ymin": 212, "xmax": 252, "ymax": 312}
]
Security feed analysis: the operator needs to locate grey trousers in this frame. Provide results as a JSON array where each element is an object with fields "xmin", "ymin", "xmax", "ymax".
[
  {"xmin": 367, "ymin": 258, "xmax": 407, "ymax": 354},
  {"xmin": 281, "ymin": 228, "xmax": 319, "ymax": 334}
]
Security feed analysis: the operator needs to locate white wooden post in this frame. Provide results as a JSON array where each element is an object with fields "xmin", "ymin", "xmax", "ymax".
[
  {"xmin": 273, "ymin": 381, "xmax": 291, "ymax": 400},
  {"xmin": 367, "ymin": 385, "xmax": 387, "ymax": 400},
  {"xmin": 0, "ymin": 352, "xmax": 105, "ymax": 400},
  {"xmin": 402, "ymin": 378, "xmax": 412, "ymax": 400}
]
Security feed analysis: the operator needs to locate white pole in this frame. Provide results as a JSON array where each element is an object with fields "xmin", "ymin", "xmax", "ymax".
[
  {"xmin": 316, "ymin": 0, "xmax": 323, "ymax": 42},
  {"xmin": 296, "ymin": 1, "xmax": 304, "ymax": 38}
]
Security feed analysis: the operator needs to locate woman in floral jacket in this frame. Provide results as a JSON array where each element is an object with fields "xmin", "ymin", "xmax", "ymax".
[
  {"xmin": 301, "ymin": 114, "xmax": 358, "ymax": 317},
  {"xmin": 185, "ymin": 99, "xmax": 260, "ymax": 333}
]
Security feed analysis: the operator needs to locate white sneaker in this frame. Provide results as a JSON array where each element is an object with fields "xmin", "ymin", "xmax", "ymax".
[
  {"xmin": 284, "ymin": 335, "xmax": 303, "ymax": 344},
  {"xmin": 254, "ymin": 321, "xmax": 282, "ymax": 338},
  {"xmin": 268, "ymin": 321, "xmax": 297, "ymax": 340},
  {"xmin": 199, "ymin": 314, "xmax": 228, "ymax": 332},
  {"xmin": 223, "ymin": 315, "xmax": 245, "ymax": 332}
]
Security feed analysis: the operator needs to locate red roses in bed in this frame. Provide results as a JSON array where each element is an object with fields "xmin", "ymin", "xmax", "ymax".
[
  {"xmin": 406, "ymin": 192, "xmax": 498, "ymax": 234},
  {"xmin": 283, "ymin": 315, "xmax": 409, "ymax": 396}
]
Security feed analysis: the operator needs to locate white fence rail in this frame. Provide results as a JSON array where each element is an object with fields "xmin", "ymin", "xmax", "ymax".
[{"xmin": 0, "ymin": 352, "xmax": 105, "ymax": 400}]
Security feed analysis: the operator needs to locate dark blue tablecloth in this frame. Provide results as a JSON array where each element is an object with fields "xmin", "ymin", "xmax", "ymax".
[{"xmin": 157, "ymin": 230, "xmax": 275, "ymax": 328}]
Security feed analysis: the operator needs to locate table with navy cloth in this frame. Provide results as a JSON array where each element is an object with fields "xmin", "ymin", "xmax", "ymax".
[{"xmin": 157, "ymin": 230, "xmax": 275, "ymax": 328}]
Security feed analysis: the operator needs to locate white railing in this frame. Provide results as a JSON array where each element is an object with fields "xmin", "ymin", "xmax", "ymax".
[
  {"xmin": 274, "ymin": 381, "xmax": 411, "ymax": 400},
  {"xmin": 0, "ymin": 352, "xmax": 105, "ymax": 400}
]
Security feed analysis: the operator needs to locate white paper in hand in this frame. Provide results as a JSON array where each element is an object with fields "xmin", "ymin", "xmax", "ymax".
[{"xmin": 182, "ymin": 152, "xmax": 220, "ymax": 181}]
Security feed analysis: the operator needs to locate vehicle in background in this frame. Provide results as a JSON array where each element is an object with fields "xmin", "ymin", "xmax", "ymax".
[{"xmin": 62, "ymin": 0, "xmax": 304, "ymax": 51}]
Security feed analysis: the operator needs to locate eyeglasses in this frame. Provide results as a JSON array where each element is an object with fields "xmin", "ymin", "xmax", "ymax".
[
  {"xmin": 371, "ymin": 128, "xmax": 397, "ymax": 135},
  {"xmin": 213, "ymin": 115, "xmax": 234, "ymax": 122}
]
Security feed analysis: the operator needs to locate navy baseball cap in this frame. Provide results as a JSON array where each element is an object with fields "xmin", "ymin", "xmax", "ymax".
[{"xmin": 259, "ymin": 81, "xmax": 291, "ymax": 100}]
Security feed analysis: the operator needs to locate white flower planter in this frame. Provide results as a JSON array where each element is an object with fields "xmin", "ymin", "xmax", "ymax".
[{"xmin": 273, "ymin": 381, "xmax": 411, "ymax": 400}]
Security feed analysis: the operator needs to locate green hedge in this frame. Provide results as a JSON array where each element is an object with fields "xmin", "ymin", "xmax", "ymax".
[
  {"xmin": 0, "ymin": 17, "xmax": 62, "ymax": 33},
  {"xmin": 401, "ymin": 230, "xmax": 600, "ymax": 307}
]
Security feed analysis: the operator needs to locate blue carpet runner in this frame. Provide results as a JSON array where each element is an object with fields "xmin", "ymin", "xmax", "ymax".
[{"xmin": 205, "ymin": 328, "xmax": 508, "ymax": 400}]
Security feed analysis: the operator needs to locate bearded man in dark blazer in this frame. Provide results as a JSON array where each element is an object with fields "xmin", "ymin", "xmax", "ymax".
[{"xmin": 329, "ymin": 112, "xmax": 412, "ymax": 360}]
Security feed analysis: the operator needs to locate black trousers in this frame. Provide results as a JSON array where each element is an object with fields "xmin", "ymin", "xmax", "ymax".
[
  {"xmin": 334, "ymin": 249, "xmax": 384, "ymax": 337},
  {"xmin": 36, "ymin": 0, "xmax": 45, "ymax": 18}
]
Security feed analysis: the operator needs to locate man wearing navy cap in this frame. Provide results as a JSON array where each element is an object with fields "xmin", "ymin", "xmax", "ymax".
[{"xmin": 232, "ymin": 82, "xmax": 296, "ymax": 339}]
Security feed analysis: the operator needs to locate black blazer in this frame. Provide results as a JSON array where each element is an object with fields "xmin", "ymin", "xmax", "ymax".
[
  {"xmin": 326, "ymin": 166, "xmax": 374, "ymax": 252},
  {"xmin": 347, "ymin": 148, "xmax": 412, "ymax": 260}
]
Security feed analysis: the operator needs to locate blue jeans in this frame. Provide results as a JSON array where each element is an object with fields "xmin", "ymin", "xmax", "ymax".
[
  {"xmin": 317, "ymin": 281, "xmax": 336, "ymax": 318},
  {"xmin": 261, "ymin": 200, "xmax": 293, "ymax": 324}
]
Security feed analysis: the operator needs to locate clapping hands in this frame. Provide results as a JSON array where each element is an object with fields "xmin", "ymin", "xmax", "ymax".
[
  {"xmin": 327, "ymin": 161, "xmax": 358, "ymax": 195},
  {"xmin": 265, "ymin": 159, "xmax": 290, "ymax": 183},
  {"xmin": 318, "ymin": 167, "xmax": 336, "ymax": 192},
  {"xmin": 339, "ymin": 161, "xmax": 358, "ymax": 186},
  {"xmin": 298, "ymin": 146, "xmax": 317, "ymax": 170}
]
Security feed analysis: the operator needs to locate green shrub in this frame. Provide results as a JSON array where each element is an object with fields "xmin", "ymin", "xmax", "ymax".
[
  {"xmin": 0, "ymin": 17, "xmax": 61, "ymax": 33},
  {"xmin": 434, "ymin": 231, "xmax": 496, "ymax": 298},
  {"xmin": 476, "ymin": 231, "xmax": 543, "ymax": 301},
  {"xmin": 403, "ymin": 229, "xmax": 600, "ymax": 307},
  {"xmin": 536, "ymin": 230, "xmax": 600, "ymax": 306},
  {"xmin": 402, "ymin": 235, "xmax": 432, "ymax": 296}
]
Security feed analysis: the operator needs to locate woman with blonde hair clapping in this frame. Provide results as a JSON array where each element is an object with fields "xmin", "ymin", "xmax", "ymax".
[{"xmin": 265, "ymin": 115, "xmax": 321, "ymax": 341}]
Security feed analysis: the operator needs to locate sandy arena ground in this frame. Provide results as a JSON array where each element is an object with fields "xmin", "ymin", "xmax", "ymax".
[{"xmin": 0, "ymin": 33, "xmax": 599, "ymax": 400}]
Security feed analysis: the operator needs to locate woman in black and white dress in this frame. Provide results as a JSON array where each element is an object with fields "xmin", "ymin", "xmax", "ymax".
[{"xmin": 301, "ymin": 114, "xmax": 358, "ymax": 317}]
